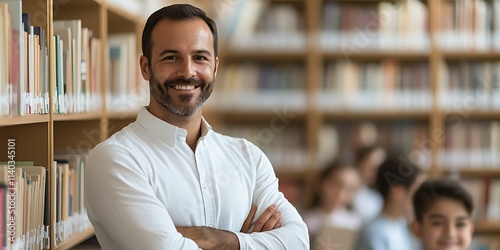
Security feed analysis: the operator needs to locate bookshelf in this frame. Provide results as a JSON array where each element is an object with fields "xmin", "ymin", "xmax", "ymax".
[
  {"xmin": 205, "ymin": 0, "xmax": 500, "ymax": 239},
  {"xmin": 0, "ymin": 0, "xmax": 146, "ymax": 249}
]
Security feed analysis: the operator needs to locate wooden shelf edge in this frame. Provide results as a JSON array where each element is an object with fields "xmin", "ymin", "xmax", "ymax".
[
  {"xmin": 276, "ymin": 169, "xmax": 309, "ymax": 181},
  {"xmin": 474, "ymin": 222, "xmax": 500, "ymax": 234},
  {"xmin": 106, "ymin": 2, "xmax": 144, "ymax": 23},
  {"xmin": 55, "ymin": 227, "xmax": 95, "ymax": 250},
  {"xmin": 442, "ymin": 51, "xmax": 500, "ymax": 59},
  {"xmin": 437, "ymin": 168, "xmax": 500, "ymax": 178},
  {"xmin": 107, "ymin": 110, "xmax": 140, "ymax": 120},
  {"xmin": 323, "ymin": 51, "xmax": 430, "ymax": 60},
  {"xmin": 442, "ymin": 110, "xmax": 500, "ymax": 120},
  {"xmin": 53, "ymin": 112, "xmax": 102, "ymax": 121},
  {"xmin": 323, "ymin": 110, "xmax": 431, "ymax": 120},
  {"xmin": 0, "ymin": 115, "xmax": 50, "ymax": 127}
]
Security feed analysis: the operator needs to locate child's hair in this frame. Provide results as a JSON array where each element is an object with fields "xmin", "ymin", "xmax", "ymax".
[
  {"xmin": 309, "ymin": 162, "xmax": 358, "ymax": 208},
  {"xmin": 355, "ymin": 145, "xmax": 383, "ymax": 165},
  {"xmin": 412, "ymin": 179, "xmax": 474, "ymax": 222},
  {"xmin": 375, "ymin": 153, "xmax": 421, "ymax": 200}
]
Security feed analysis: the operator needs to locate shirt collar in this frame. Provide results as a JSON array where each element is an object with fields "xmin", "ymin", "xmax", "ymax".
[{"xmin": 136, "ymin": 106, "xmax": 212, "ymax": 147}]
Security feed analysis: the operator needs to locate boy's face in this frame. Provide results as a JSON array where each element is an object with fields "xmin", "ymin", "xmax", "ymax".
[{"xmin": 411, "ymin": 198, "xmax": 473, "ymax": 250}]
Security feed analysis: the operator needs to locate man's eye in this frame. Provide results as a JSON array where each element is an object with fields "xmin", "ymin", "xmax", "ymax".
[
  {"xmin": 456, "ymin": 222, "xmax": 466, "ymax": 228},
  {"xmin": 164, "ymin": 56, "xmax": 176, "ymax": 60},
  {"xmin": 195, "ymin": 56, "xmax": 207, "ymax": 61}
]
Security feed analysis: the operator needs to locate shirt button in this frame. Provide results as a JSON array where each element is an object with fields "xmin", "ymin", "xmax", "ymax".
[{"xmin": 203, "ymin": 186, "xmax": 207, "ymax": 189}]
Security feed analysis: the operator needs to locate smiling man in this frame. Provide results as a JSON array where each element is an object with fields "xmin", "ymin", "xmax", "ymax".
[{"xmin": 84, "ymin": 4, "xmax": 309, "ymax": 250}]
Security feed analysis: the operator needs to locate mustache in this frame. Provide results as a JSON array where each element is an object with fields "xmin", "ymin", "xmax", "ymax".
[{"xmin": 164, "ymin": 78, "xmax": 205, "ymax": 87}]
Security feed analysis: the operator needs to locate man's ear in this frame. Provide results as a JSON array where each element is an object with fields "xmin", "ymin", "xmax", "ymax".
[
  {"xmin": 140, "ymin": 55, "xmax": 150, "ymax": 81},
  {"xmin": 214, "ymin": 56, "xmax": 219, "ymax": 77},
  {"xmin": 410, "ymin": 220, "xmax": 423, "ymax": 239}
]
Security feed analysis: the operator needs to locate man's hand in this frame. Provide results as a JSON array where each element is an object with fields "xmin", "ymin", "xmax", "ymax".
[
  {"xmin": 177, "ymin": 227, "xmax": 239, "ymax": 250},
  {"xmin": 240, "ymin": 204, "xmax": 283, "ymax": 233}
]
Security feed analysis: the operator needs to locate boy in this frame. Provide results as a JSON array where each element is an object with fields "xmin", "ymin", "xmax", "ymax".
[
  {"xmin": 355, "ymin": 154, "xmax": 424, "ymax": 250},
  {"xmin": 411, "ymin": 179, "xmax": 474, "ymax": 250}
]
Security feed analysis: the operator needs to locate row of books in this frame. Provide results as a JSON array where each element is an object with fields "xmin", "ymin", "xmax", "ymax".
[
  {"xmin": 53, "ymin": 20, "xmax": 102, "ymax": 114},
  {"xmin": 107, "ymin": 33, "xmax": 148, "ymax": 112},
  {"xmin": 321, "ymin": 60, "xmax": 431, "ymax": 111},
  {"xmin": 0, "ymin": 2, "xmax": 50, "ymax": 116},
  {"xmin": 208, "ymin": 63, "xmax": 307, "ymax": 111},
  {"xmin": 53, "ymin": 151, "xmax": 91, "ymax": 246},
  {"xmin": 217, "ymin": 0, "xmax": 305, "ymax": 50},
  {"xmin": 439, "ymin": 121, "xmax": 500, "ymax": 169},
  {"xmin": 461, "ymin": 178, "xmax": 500, "ymax": 223},
  {"xmin": 438, "ymin": 0, "xmax": 500, "ymax": 50},
  {"xmin": 0, "ymin": 162, "xmax": 48, "ymax": 250},
  {"xmin": 319, "ymin": 122, "xmax": 430, "ymax": 168},
  {"xmin": 321, "ymin": 0, "xmax": 428, "ymax": 51},
  {"xmin": 0, "ymin": 0, "xmax": 147, "ymax": 117},
  {"xmin": 441, "ymin": 61, "xmax": 500, "ymax": 110},
  {"xmin": 220, "ymin": 125, "xmax": 308, "ymax": 170},
  {"xmin": 0, "ymin": 151, "xmax": 91, "ymax": 249}
]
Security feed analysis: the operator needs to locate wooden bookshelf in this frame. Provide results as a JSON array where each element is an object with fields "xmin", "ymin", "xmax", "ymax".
[
  {"xmin": 55, "ymin": 228, "xmax": 95, "ymax": 250},
  {"xmin": 0, "ymin": 0, "xmax": 146, "ymax": 248},
  {"xmin": 0, "ymin": 115, "xmax": 50, "ymax": 126}
]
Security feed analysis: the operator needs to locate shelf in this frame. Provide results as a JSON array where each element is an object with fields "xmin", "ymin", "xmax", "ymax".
[
  {"xmin": 442, "ymin": 51, "xmax": 500, "ymax": 60},
  {"xmin": 322, "ymin": 110, "xmax": 430, "ymax": 121},
  {"xmin": 220, "ymin": 50, "xmax": 307, "ymax": 61},
  {"xmin": 107, "ymin": 109, "xmax": 140, "ymax": 120},
  {"xmin": 203, "ymin": 109, "xmax": 307, "ymax": 122},
  {"xmin": 475, "ymin": 222, "xmax": 500, "ymax": 234},
  {"xmin": 275, "ymin": 169, "xmax": 309, "ymax": 181},
  {"xmin": 55, "ymin": 227, "xmax": 95, "ymax": 250},
  {"xmin": 106, "ymin": 2, "xmax": 143, "ymax": 25},
  {"xmin": 442, "ymin": 111, "xmax": 500, "ymax": 120},
  {"xmin": 53, "ymin": 112, "xmax": 102, "ymax": 121},
  {"xmin": 0, "ymin": 115, "xmax": 50, "ymax": 127},
  {"xmin": 438, "ymin": 168, "xmax": 500, "ymax": 178},
  {"xmin": 323, "ymin": 51, "xmax": 430, "ymax": 61}
]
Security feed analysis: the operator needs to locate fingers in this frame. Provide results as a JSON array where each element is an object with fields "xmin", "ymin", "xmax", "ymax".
[
  {"xmin": 252, "ymin": 204, "xmax": 278, "ymax": 232},
  {"xmin": 273, "ymin": 219, "xmax": 282, "ymax": 229},
  {"xmin": 240, "ymin": 205, "xmax": 257, "ymax": 233},
  {"xmin": 262, "ymin": 210, "xmax": 282, "ymax": 231}
]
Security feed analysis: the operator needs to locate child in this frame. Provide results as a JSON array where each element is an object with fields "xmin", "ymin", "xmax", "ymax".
[
  {"xmin": 303, "ymin": 163, "xmax": 362, "ymax": 249},
  {"xmin": 352, "ymin": 145, "xmax": 386, "ymax": 222},
  {"xmin": 411, "ymin": 179, "xmax": 474, "ymax": 250},
  {"xmin": 355, "ymin": 154, "xmax": 424, "ymax": 250}
]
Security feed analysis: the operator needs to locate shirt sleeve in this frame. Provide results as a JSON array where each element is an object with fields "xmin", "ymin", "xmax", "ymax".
[
  {"xmin": 84, "ymin": 143, "xmax": 200, "ymax": 250},
  {"xmin": 354, "ymin": 224, "xmax": 385, "ymax": 250},
  {"xmin": 234, "ymin": 141, "xmax": 310, "ymax": 249}
]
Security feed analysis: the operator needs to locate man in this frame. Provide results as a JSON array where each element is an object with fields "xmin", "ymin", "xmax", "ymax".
[{"xmin": 84, "ymin": 4, "xmax": 309, "ymax": 249}]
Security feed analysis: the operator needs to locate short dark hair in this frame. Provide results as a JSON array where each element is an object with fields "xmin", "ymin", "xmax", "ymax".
[
  {"xmin": 413, "ymin": 179, "xmax": 473, "ymax": 222},
  {"xmin": 375, "ymin": 153, "xmax": 421, "ymax": 200},
  {"xmin": 355, "ymin": 145, "xmax": 384, "ymax": 166},
  {"xmin": 141, "ymin": 4, "xmax": 218, "ymax": 61}
]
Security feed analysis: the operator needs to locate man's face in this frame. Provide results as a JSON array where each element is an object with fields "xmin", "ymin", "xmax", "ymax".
[
  {"xmin": 144, "ymin": 18, "xmax": 218, "ymax": 116},
  {"xmin": 412, "ymin": 198, "xmax": 473, "ymax": 250}
]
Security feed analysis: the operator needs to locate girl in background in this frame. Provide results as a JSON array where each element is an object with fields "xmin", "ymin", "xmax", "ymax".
[{"xmin": 303, "ymin": 163, "xmax": 362, "ymax": 249}]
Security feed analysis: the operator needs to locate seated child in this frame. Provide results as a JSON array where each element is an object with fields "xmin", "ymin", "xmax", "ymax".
[
  {"xmin": 411, "ymin": 178, "xmax": 474, "ymax": 250},
  {"xmin": 303, "ymin": 163, "xmax": 362, "ymax": 249}
]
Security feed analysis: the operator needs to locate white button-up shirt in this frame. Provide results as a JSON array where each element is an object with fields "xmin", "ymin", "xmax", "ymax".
[{"xmin": 85, "ymin": 107, "xmax": 309, "ymax": 249}]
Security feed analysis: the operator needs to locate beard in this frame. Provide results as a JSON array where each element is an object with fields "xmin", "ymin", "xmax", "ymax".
[{"xmin": 149, "ymin": 68, "xmax": 214, "ymax": 116}]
